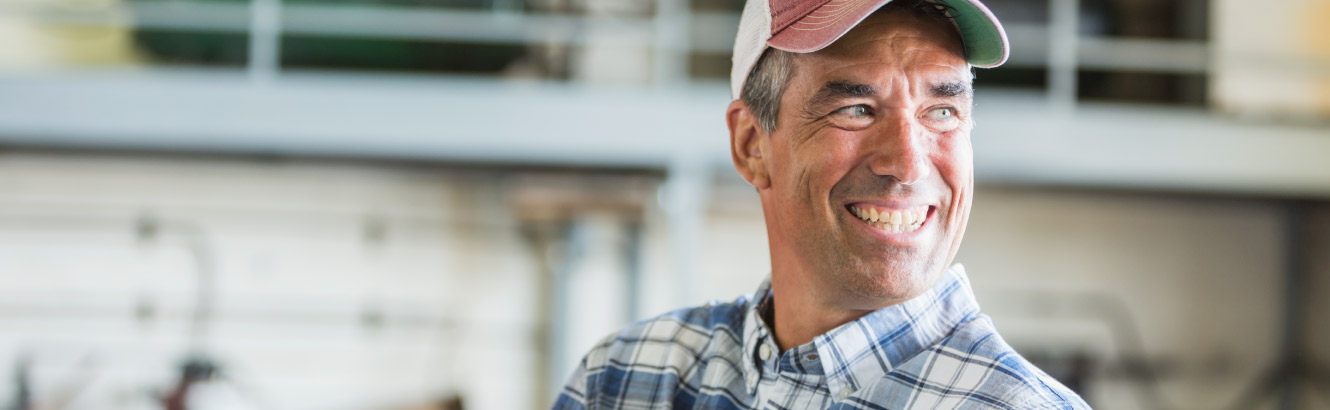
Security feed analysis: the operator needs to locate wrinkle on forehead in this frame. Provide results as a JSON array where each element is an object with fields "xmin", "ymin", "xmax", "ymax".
[
  {"xmin": 806, "ymin": 10, "xmax": 965, "ymax": 68},
  {"xmin": 830, "ymin": 11, "xmax": 965, "ymax": 59},
  {"xmin": 788, "ymin": 12, "xmax": 970, "ymax": 103}
]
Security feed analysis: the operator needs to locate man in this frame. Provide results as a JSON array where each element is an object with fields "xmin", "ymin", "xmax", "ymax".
[{"xmin": 554, "ymin": 0, "xmax": 1091, "ymax": 408}]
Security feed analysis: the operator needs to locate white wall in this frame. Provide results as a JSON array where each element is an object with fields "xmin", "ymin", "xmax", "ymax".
[
  {"xmin": 1212, "ymin": 0, "xmax": 1330, "ymax": 120},
  {"xmin": 961, "ymin": 188, "xmax": 1285, "ymax": 410},
  {"xmin": 0, "ymin": 152, "xmax": 541, "ymax": 410}
]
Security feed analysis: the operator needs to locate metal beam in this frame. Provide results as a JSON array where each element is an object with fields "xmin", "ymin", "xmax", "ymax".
[{"xmin": 1, "ymin": 2, "xmax": 1225, "ymax": 73}]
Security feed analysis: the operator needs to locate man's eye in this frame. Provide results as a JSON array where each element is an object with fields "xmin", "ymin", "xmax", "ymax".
[
  {"xmin": 922, "ymin": 106, "xmax": 962, "ymax": 132},
  {"xmin": 926, "ymin": 107, "xmax": 955, "ymax": 119},
  {"xmin": 833, "ymin": 105, "xmax": 871, "ymax": 117}
]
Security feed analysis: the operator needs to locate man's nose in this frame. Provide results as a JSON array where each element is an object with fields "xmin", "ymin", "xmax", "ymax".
[{"xmin": 867, "ymin": 114, "xmax": 930, "ymax": 185}]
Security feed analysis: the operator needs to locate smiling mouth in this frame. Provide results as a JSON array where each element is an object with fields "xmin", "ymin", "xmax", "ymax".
[{"xmin": 847, "ymin": 204, "xmax": 930, "ymax": 233}]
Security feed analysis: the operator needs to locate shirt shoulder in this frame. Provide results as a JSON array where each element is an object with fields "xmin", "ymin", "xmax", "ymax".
[
  {"xmin": 919, "ymin": 314, "xmax": 1091, "ymax": 409},
  {"xmin": 566, "ymin": 296, "xmax": 753, "ymax": 410},
  {"xmin": 583, "ymin": 296, "xmax": 750, "ymax": 371}
]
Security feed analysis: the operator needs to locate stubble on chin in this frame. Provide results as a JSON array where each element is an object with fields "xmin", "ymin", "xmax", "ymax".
[{"xmin": 825, "ymin": 248, "xmax": 938, "ymax": 309}]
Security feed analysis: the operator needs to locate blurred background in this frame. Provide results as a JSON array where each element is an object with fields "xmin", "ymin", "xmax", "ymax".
[{"xmin": 0, "ymin": 0, "xmax": 1328, "ymax": 409}]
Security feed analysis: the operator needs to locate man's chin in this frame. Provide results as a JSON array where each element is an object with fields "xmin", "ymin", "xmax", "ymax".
[{"xmin": 833, "ymin": 263, "xmax": 939, "ymax": 308}]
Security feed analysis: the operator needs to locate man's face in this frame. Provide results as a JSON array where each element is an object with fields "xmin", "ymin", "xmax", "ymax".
[{"xmin": 760, "ymin": 10, "xmax": 974, "ymax": 308}]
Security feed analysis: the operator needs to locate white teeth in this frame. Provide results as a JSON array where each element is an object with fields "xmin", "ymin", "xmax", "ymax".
[{"xmin": 851, "ymin": 205, "xmax": 928, "ymax": 233}]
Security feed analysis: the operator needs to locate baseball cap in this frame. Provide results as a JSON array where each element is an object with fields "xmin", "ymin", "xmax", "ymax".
[{"xmin": 731, "ymin": 0, "xmax": 1010, "ymax": 99}]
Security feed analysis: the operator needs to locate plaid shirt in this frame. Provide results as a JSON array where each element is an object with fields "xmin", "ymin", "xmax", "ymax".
[{"xmin": 553, "ymin": 265, "xmax": 1090, "ymax": 409}]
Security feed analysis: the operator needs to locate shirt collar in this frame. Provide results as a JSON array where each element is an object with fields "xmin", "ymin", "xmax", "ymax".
[
  {"xmin": 741, "ymin": 264, "xmax": 982, "ymax": 396},
  {"xmin": 740, "ymin": 276, "xmax": 777, "ymax": 394}
]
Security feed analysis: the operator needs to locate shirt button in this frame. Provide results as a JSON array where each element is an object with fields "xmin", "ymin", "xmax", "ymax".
[
  {"xmin": 836, "ymin": 390, "xmax": 852, "ymax": 400},
  {"xmin": 758, "ymin": 343, "xmax": 772, "ymax": 361},
  {"xmin": 746, "ymin": 372, "xmax": 757, "ymax": 386}
]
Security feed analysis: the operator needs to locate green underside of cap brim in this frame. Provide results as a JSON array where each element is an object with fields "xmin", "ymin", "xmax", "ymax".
[{"xmin": 935, "ymin": 0, "xmax": 1007, "ymax": 67}]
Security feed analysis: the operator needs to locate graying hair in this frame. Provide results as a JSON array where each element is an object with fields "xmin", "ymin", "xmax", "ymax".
[{"xmin": 739, "ymin": 48, "xmax": 794, "ymax": 134}]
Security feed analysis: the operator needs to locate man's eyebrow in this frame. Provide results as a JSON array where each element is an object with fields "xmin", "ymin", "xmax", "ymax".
[
  {"xmin": 804, "ymin": 80, "xmax": 970, "ymax": 112},
  {"xmin": 806, "ymin": 81, "xmax": 877, "ymax": 110},
  {"xmin": 931, "ymin": 81, "xmax": 973, "ymax": 98}
]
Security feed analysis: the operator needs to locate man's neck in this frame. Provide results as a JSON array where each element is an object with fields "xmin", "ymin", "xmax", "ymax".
[{"xmin": 767, "ymin": 274, "xmax": 877, "ymax": 352}]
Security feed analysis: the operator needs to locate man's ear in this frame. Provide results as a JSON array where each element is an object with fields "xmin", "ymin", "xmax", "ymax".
[{"xmin": 727, "ymin": 99, "xmax": 771, "ymax": 190}]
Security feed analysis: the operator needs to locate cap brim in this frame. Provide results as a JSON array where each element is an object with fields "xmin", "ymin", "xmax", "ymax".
[
  {"xmin": 936, "ymin": 0, "xmax": 1008, "ymax": 67},
  {"xmin": 766, "ymin": 0, "xmax": 1009, "ymax": 68}
]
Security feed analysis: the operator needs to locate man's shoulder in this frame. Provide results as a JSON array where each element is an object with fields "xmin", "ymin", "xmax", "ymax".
[
  {"xmin": 910, "ymin": 314, "xmax": 1091, "ymax": 409},
  {"xmin": 581, "ymin": 295, "xmax": 752, "ymax": 373},
  {"xmin": 563, "ymin": 297, "xmax": 754, "ymax": 410}
]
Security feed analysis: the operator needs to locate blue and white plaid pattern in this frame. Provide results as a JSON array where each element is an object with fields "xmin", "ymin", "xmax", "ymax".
[{"xmin": 553, "ymin": 265, "xmax": 1091, "ymax": 409}]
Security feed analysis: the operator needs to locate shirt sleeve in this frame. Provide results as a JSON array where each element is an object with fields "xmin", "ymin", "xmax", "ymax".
[{"xmin": 550, "ymin": 356, "xmax": 590, "ymax": 410}]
